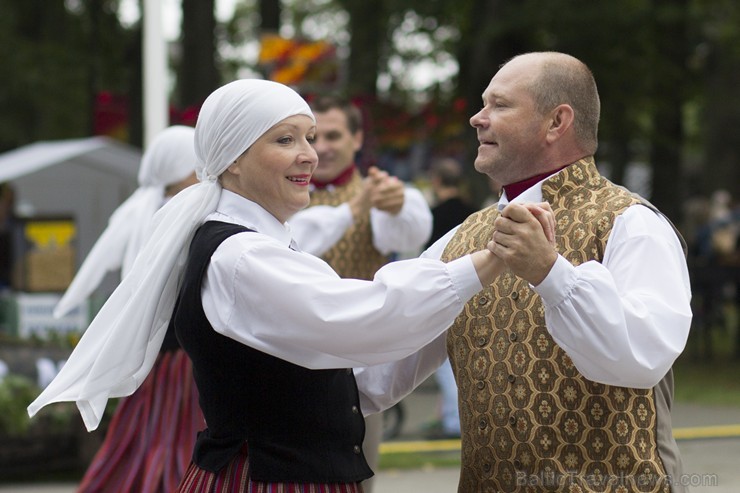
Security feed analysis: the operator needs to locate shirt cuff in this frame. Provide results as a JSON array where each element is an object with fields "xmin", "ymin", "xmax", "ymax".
[
  {"xmin": 531, "ymin": 254, "xmax": 576, "ymax": 308},
  {"xmin": 446, "ymin": 255, "xmax": 484, "ymax": 303}
]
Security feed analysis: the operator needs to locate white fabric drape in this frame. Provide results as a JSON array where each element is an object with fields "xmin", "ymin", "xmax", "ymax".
[
  {"xmin": 29, "ymin": 80, "xmax": 314, "ymax": 431},
  {"xmin": 53, "ymin": 125, "xmax": 197, "ymax": 318}
]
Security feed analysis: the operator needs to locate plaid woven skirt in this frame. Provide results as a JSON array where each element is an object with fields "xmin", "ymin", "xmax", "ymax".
[
  {"xmin": 177, "ymin": 444, "xmax": 365, "ymax": 493},
  {"xmin": 77, "ymin": 349, "xmax": 205, "ymax": 493}
]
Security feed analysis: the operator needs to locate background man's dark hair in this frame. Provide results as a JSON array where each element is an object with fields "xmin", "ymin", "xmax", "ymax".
[{"xmin": 309, "ymin": 95, "xmax": 363, "ymax": 134}]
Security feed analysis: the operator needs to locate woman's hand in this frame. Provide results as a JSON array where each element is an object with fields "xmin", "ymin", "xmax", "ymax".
[{"xmin": 489, "ymin": 202, "xmax": 558, "ymax": 285}]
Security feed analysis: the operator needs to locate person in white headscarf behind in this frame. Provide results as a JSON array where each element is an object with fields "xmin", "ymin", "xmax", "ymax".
[
  {"xmin": 62, "ymin": 125, "xmax": 202, "ymax": 493},
  {"xmin": 53, "ymin": 125, "xmax": 199, "ymax": 319},
  {"xmin": 28, "ymin": 79, "xmax": 554, "ymax": 492}
]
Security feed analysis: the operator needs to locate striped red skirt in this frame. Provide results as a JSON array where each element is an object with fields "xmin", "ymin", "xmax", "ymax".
[
  {"xmin": 77, "ymin": 349, "xmax": 205, "ymax": 493},
  {"xmin": 177, "ymin": 444, "xmax": 365, "ymax": 493}
]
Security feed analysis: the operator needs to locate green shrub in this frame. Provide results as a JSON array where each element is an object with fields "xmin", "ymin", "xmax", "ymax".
[
  {"xmin": 0, "ymin": 374, "xmax": 40, "ymax": 436},
  {"xmin": 0, "ymin": 374, "xmax": 78, "ymax": 437}
]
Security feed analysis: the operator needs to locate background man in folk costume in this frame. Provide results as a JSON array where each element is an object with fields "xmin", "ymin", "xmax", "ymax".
[{"xmin": 290, "ymin": 95, "xmax": 433, "ymax": 492}]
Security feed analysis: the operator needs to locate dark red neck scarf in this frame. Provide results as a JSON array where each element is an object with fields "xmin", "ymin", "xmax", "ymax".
[
  {"xmin": 502, "ymin": 164, "xmax": 569, "ymax": 201},
  {"xmin": 311, "ymin": 164, "xmax": 357, "ymax": 190}
]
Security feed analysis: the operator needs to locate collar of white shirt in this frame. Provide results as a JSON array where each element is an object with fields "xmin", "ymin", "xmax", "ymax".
[
  {"xmin": 497, "ymin": 181, "xmax": 545, "ymax": 212},
  {"xmin": 207, "ymin": 189, "xmax": 294, "ymax": 248}
]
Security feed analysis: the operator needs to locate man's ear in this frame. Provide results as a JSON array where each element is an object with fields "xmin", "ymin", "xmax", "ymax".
[
  {"xmin": 353, "ymin": 129, "xmax": 364, "ymax": 153},
  {"xmin": 546, "ymin": 104, "xmax": 575, "ymax": 143}
]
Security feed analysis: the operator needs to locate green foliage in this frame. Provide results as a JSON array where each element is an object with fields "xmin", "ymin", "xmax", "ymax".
[
  {"xmin": 0, "ymin": 370, "xmax": 83, "ymax": 438},
  {"xmin": 674, "ymin": 303, "xmax": 740, "ymax": 407},
  {"xmin": 2, "ymin": 0, "xmax": 739, "ymax": 202},
  {"xmin": 0, "ymin": 374, "xmax": 40, "ymax": 436},
  {"xmin": 0, "ymin": 0, "xmax": 136, "ymax": 151},
  {"xmin": 379, "ymin": 450, "xmax": 460, "ymax": 471},
  {"xmin": 673, "ymin": 357, "xmax": 740, "ymax": 407}
]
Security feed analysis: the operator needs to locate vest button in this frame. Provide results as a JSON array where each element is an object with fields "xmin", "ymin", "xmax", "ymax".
[
  {"xmin": 513, "ymin": 459, "xmax": 522, "ymax": 469},
  {"xmin": 477, "ymin": 337, "xmax": 487, "ymax": 347},
  {"xmin": 352, "ymin": 405, "xmax": 359, "ymax": 414},
  {"xmin": 511, "ymin": 291, "xmax": 519, "ymax": 300},
  {"xmin": 509, "ymin": 415, "xmax": 516, "ymax": 426},
  {"xmin": 507, "ymin": 374, "xmax": 516, "ymax": 384},
  {"xmin": 478, "ymin": 418, "xmax": 487, "ymax": 429},
  {"xmin": 476, "ymin": 380, "xmax": 485, "ymax": 390},
  {"xmin": 478, "ymin": 296, "xmax": 488, "ymax": 305},
  {"xmin": 482, "ymin": 462, "xmax": 492, "ymax": 472},
  {"xmin": 509, "ymin": 332, "xmax": 518, "ymax": 342},
  {"xmin": 353, "ymin": 445, "xmax": 362, "ymax": 454}
]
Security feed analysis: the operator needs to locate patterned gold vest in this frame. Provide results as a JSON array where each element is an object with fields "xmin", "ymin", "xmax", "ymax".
[
  {"xmin": 441, "ymin": 158, "xmax": 683, "ymax": 493},
  {"xmin": 309, "ymin": 170, "xmax": 389, "ymax": 280}
]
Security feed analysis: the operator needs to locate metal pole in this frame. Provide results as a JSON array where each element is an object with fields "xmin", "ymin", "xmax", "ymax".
[{"xmin": 142, "ymin": 0, "xmax": 169, "ymax": 147}]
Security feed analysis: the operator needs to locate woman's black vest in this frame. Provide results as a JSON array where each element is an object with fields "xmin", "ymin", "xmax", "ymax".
[{"xmin": 172, "ymin": 221, "xmax": 373, "ymax": 483}]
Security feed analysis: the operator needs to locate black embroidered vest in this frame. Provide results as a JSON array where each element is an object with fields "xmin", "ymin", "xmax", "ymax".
[{"xmin": 172, "ymin": 221, "xmax": 373, "ymax": 483}]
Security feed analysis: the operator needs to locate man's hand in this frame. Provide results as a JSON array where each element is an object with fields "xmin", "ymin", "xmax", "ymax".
[
  {"xmin": 367, "ymin": 166, "xmax": 405, "ymax": 215},
  {"xmin": 488, "ymin": 202, "xmax": 558, "ymax": 285}
]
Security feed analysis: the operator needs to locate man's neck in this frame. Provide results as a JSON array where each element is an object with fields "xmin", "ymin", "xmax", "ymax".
[{"xmin": 502, "ymin": 164, "xmax": 570, "ymax": 201}]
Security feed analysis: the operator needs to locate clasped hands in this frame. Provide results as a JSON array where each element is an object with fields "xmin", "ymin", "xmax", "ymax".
[
  {"xmin": 488, "ymin": 202, "xmax": 558, "ymax": 286},
  {"xmin": 349, "ymin": 166, "xmax": 405, "ymax": 220}
]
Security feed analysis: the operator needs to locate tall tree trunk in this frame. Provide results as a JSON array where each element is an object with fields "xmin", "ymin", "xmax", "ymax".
[
  {"xmin": 600, "ymin": 107, "xmax": 631, "ymax": 187},
  {"xmin": 342, "ymin": 0, "xmax": 386, "ymax": 97},
  {"xmin": 259, "ymin": 0, "xmax": 281, "ymax": 33},
  {"xmin": 88, "ymin": 0, "xmax": 102, "ymax": 136},
  {"xmin": 177, "ymin": 0, "xmax": 219, "ymax": 108},
  {"xmin": 127, "ymin": 23, "xmax": 144, "ymax": 147},
  {"xmin": 701, "ymin": 30, "xmax": 740, "ymax": 200},
  {"xmin": 455, "ymin": 0, "xmax": 527, "ymax": 205},
  {"xmin": 648, "ymin": 0, "xmax": 689, "ymax": 224}
]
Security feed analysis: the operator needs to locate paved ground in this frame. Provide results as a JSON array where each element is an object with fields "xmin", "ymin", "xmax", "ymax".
[{"xmin": 1, "ymin": 387, "xmax": 738, "ymax": 492}]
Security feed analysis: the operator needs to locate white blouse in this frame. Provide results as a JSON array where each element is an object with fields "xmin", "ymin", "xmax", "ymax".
[
  {"xmin": 356, "ymin": 180, "xmax": 693, "ymax": 415},
  {"xmin": 288, "ymin": 186, "xmax": 433, "ymax": 256},
  {"xmin": 200, "ymin": 189, "xmax": 482, "ymax": 371}
]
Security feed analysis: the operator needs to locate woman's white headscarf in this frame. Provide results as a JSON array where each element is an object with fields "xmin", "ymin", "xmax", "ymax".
[
  {"xmin": 53, "ymin": 125, "xmax": 197, "ymax": 319},
  {"xmin": 28, "ymin": 79, "xmax": 314, "ymax": 431}
]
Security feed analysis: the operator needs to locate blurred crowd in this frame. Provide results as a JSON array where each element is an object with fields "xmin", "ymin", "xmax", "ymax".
[{"xmin": 684, "ymin": 189, "xmax": 740, "ymax": 359}]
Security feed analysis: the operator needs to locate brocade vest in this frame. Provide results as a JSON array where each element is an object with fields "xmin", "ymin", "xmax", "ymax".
[
  {"xmin": 309, "ymin": 170, "xmax": 389, "ymax": 280},
  {"xmin": 441, "ymin": 158, "xmax": 685, "ymax": 493}
]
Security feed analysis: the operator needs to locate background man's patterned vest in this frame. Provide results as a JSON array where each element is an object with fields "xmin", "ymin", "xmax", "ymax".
[
  {"xmin": 309, "ymin": 170, "xmax": 389, "ymax": 280},
  {"xmin": 441, "ymin": 158, "xmax": 684, "ymax": 493}
]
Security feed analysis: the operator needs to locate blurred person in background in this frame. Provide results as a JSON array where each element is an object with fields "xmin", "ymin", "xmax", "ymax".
[
  {"xmin": 422, "ymin": 157, "xmax": 476, "ymax": 440},
  {"xmin": 289, "ymin": 94, "xmax": 434, "ymax": 492},
  {"xmin": 55, "ymin": 125, "xmax": 201, "ymax": 493}
]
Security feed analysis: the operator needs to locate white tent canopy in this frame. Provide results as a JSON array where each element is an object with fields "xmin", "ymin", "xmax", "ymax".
[
  {"xmin": 0, "ymin": 136, "xmax": 141, "ymax": 283},
  {"xmin": 0, "ymin": 136, "xmax": 140, "ymax": 184}
]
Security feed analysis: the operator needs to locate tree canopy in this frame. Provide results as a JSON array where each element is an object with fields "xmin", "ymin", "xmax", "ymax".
[{"xmin": 2, "ymin": 0, "xmax": 740, "ymax": 224}]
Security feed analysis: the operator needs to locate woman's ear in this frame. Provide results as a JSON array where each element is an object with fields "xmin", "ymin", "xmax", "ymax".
[{"xmin": 226, "ymin": 160, "xmax": 241, "ymax": 175}]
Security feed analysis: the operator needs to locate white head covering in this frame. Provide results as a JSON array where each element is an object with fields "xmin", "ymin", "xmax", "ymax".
[
  {"xmin": 138, "ymin": 125, "xmax": 198, "ymax": 187},
  {"xmin": 53, "ymin": 125, "xmax": 197, "ymax": 319},
  {"xmin": 29, "ymin": 79, "xmax": 314, "ymax": 431}
]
